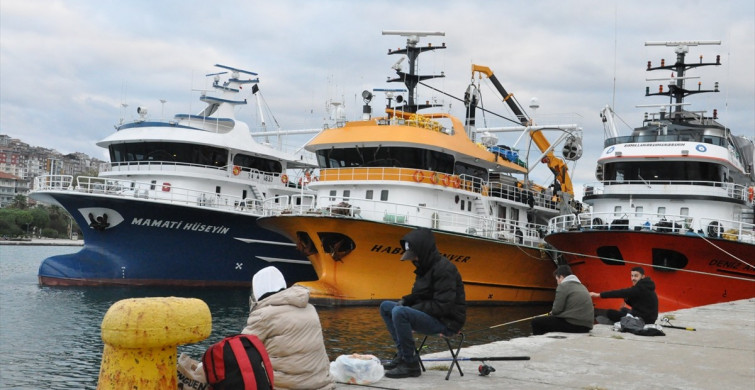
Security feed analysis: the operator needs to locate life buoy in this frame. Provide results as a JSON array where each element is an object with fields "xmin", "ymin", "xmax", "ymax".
[
  {"xmin": 298, "ymin": 171, "xmax": 312, "ymax": 187},
  {"xmin": 431, "ymin": 172, "xmax": 439, "ymax": 185},
  {"xmin": 413, "ymin": 171, "xmax": 424, "ymax": 182},
  {"xmin": 451, "ymin": 176, "xmax": 461, "ymax": 188},
  {"xmin": 748, "ymin": 186, "xmax": 754, "ymax": 202},
  {"xmin": 161, "ymin": 182, "xmax": 171, "ymax": 192},
  {"xmin": 281, "ymin": 174, "xmax": 289, "ymax": 184},
  {"xmin": 232, "ymin": 165, "xmax": 241, "ymax": 176},
  {"xmin": 442, "ymin": 174, "xmax": 450, "ymax": 187}
]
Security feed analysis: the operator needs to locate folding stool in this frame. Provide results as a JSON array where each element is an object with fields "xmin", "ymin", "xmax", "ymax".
[{"xmin": 415, "ymin": 331, "xmax": 465, "ymax": 380}]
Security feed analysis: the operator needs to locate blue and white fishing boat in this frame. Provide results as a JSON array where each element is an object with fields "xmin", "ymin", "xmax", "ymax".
[{"xmin": 30, "ymin": 64, "xmax": 318, "ymax": 286}]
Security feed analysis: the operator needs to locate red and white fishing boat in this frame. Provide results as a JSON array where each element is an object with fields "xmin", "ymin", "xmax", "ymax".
[{"xmin": 546, "ymin": 41, "xmax": 755, "ymax": 312}]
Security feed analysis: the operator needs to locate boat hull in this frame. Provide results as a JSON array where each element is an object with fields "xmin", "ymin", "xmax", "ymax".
[
  {"xmin": 545, "ymin": 230, "xmax": 755, "ymax": 311},
  {"xmin": 257, "ymin": 215, "xmax": 557, "ymax": 305},
  {"xmin": 32, "ymin": 191, "xmax": 317, "ymax": 287}
]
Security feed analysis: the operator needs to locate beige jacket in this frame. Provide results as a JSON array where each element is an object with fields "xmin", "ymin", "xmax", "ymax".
[{"xmin": 241, "ymin": 285, "xmax": 334, "ymax": 390}]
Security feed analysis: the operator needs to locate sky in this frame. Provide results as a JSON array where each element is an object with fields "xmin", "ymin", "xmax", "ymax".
[{"xmin": 1, "ymin": 0, "xmax": 753, "ymax": 199}]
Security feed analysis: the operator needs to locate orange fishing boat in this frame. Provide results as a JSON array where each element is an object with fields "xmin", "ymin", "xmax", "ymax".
[{"xmin": 258, "ymin": 31, "xmax": 585, "ymax": 305}]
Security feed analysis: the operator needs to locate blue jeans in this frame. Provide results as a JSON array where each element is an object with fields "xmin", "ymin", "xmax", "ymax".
[{"xmin": 379, "ymin": 301, "xmax": 448, "ymax": 363}]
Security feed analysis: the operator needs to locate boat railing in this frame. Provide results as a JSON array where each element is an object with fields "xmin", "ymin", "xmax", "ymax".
[
  {"xmin": 318, "ymin": 167, "xmax": 559, "ymax": 211},
  {"xmin": 32, "ymin": 174, "xmax": 271, "ymax": 215},
  {"xmin": 547, "ymin": 211, "xmax": 755, "ymax": 244},
  {"xmin": 584, "ymin": 181, "xmax": 752, "ymax": 203},
  {"xmin": 603, "ymin": 134, "xmax": 727, "ymax": 148},
  {"xmin": 263, "ymin": 195, "xmax": 547, "ymax": 247},
  {"xmin": 102, "ymin": 161, "xmax": 226, "ymax": 173}
]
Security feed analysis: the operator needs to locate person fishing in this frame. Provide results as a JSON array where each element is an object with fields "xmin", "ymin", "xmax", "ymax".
[
  {"xmin": 531, "ymin": 265, "xmax": 594, "ymax": 335},
  {"xmin": 379, "ymin": 228, "xmax": 466, "ymax": 379},
  {"xmin": 589, "ymin": 266, "xmax": 659, "ymax": 324},
  {"xmin": 241, "ymin": 266, "xmax": 334, "ymax": 390}
]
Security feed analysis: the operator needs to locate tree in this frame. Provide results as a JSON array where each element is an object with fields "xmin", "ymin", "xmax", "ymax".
[{"xmin": 11, "ymin": 194, "xmax": 28, "ymax": 209}]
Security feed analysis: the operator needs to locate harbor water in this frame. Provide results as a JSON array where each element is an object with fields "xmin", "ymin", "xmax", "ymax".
[{"xmin": 0, "ymin": 245, "xmax": 549, "ymax": 389}]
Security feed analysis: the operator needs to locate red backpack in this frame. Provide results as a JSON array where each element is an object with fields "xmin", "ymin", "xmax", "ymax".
[{"xmin": 202, "ymin": 334, "xmax": 274, "ymax": 390}]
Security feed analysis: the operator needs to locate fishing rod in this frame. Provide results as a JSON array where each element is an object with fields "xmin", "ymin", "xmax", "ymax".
[
  {"xmin": 419, "ymin": 356, "xmax": 530, "ymax": 362},
  {"xmin": 660, "ymin": 317, "xmax": 696, "ymax": 331},
  {"xmin": 418, "ymin": 356, "xmax": 530, "ymax": 377},
  {"xmin": 466, "ymin": 312, "xmax": 550, "ymax": 334}
]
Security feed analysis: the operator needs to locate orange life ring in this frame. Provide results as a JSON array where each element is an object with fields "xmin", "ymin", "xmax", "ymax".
[
  {"xmin": 748, "ymin": 186, "xmax": 754, "ymax": 202},
  {"xmin": 413, "ymin": 171, "xmax": 424, "ymax": 182},
  {"xmin": 281, "ymin": 174, "xmax": 289, "ymax": 184},
  {"xmin": 298, "ymin": 172, "xmax": 312, "ymax": 187},
  {"xmin": 442, "ymin": 174, "xmax": 450, "ymax": 187},
  {"xmin": 232, "ymin": 165, "xmax": 241, "ymax": 175},
  {"xmin": 451, "ymin": 176, "xmax": 461, "ymax": 188},
  {"xmin": 431, "ymin": 172, "xmax": 439, "ymax": 185}
]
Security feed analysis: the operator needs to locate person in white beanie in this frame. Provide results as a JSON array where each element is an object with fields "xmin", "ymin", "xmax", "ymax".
[{"xmin": 241, "ymin": 266, "xmax": 334, "ymax": 390}]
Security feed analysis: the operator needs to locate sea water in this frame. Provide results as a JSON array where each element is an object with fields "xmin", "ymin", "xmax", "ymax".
[{"xmin": 0, "ymin": 245, "xmax": 548, "ymax": 389}]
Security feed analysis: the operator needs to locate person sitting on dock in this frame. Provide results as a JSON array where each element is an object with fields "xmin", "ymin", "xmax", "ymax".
[
  {"xmin": 241, "ymin": 266, "xmax": 334, "ymax": 390},
  {"xmin": 531, "ymin": 265, "xmax": 594, "ymax": 335},
  {"xmin": 589, "ymin": 266, "xmax": 659, "ymax": 324},
  {"xmin": 379, "ymin": 228, "xmax": 467, "ymax": 379}
]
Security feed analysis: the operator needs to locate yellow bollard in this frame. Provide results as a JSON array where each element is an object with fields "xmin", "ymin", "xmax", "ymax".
[{"xmin": 97, "ymin": 297, "xmax": 212, "ymax": 390}]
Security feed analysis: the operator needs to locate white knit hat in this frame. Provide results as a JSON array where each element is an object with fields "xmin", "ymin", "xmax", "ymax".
[{"xmin": 252, "ymin": 266, "xmax": 287, "ymax": 301}]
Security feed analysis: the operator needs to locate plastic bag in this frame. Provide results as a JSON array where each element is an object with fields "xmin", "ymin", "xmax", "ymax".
[
  {"xmin": 329, "ymin": 354, "xmax": 384, "ymax": 384},
  {"xmin": 177, "ymin": 353, "xmax": 208, "ymax": 389},
  {"xmin": 619, "ymin": 313, "xmax": 646, "ymax": 333}
]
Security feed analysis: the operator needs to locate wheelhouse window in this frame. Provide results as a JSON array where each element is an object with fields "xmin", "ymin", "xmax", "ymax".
[
  {"xmin": 109, "ymin": 142, "xmax": 227, "ymax": 167},
  {"xmin": 602, "ymin": 161, "xmax": 724, "ymax": 183},
  {"xmin": 232, "ymin": 153, "xmax": 283, "ymax": 174},
  {"xmin": 315, "ymin": 146, "xmax": 455, "ymax": 173}
]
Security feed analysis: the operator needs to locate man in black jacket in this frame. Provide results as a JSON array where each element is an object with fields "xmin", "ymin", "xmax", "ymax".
[
  {"xmin": 590, "ymin": 266, "xmax": 659, "ymax": 324},
  {"xmin": 379, "ymin": 228, "xmax": 466, "ymax": 379}
]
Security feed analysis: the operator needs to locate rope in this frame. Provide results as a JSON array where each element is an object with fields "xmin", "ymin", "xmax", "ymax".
[
  {"xmin": 690, "ymin": 230, "xmax": 751, "ymax": 267},
  {"xmin": 547, "ymin": 244, "xmax": 755, "ymax": 283},
  {"xmin": 418, "ymin": 81, "xmax": 522, "ymax": 125}
]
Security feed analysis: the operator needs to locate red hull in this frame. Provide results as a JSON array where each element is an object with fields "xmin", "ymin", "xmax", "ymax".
[{"xmin": 545, "ymin": 230, "xmax": 755, "ymax": 312}]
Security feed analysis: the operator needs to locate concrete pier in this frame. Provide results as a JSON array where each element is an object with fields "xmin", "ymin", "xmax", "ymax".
[{"xmin": 337, "ymin": 298, "xmax": 754, "ymax": 389}]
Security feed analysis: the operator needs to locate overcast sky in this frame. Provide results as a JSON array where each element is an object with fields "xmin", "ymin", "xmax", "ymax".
[{"xmin": 1, "ymin": 0, "xmax": 753, "ymax": 198}]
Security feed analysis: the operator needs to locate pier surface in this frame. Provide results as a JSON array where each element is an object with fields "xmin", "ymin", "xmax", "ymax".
[{"xmin": 337, "ymin": 298, "xmax": 754, "ymax": 389}]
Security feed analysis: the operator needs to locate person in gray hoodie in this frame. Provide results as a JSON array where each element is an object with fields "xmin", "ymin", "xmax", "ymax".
[{"xmin": 531, "ymin": 265, "xmax": 594, "ymax": 335}]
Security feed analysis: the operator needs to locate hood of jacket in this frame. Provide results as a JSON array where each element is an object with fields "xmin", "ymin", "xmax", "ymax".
[
  {"xmin": 561, "ymin": 274, "xmax": 582, "ymax": 284},
  {"xmin": 636, "ymin": 276, "xmax": 656, "ymax": 292},
  {"xmin": 252, "ymin": 285, "xmax": 310, "ymax": 312},
  {"xmin": 400, "ymin": 228, "xmax": 441, "ymax": 275}
]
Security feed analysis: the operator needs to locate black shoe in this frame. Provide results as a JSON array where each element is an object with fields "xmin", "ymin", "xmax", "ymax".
[
  {"xmin": 382, "ymin": 355, "xmax": 401, "ymax": 370},
  {"xmin": 385, "ymin": 359, "xmax": 422, "ymax": 379}
]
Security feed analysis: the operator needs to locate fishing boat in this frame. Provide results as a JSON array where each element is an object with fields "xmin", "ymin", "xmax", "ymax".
[
  {"xmin": 546, "ymin": 41, "xmax": 755, "ymax": 311},
  {"xmin": 30, "ymin": 65, "xmax": 318, "ymax": 287},
  {"xmin": 256, "ymin": 31, "xmax": 585, "ymax": 305}
]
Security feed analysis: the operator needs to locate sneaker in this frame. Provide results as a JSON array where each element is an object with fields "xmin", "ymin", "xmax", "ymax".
[
  {"xmin": 382, "ymin": 355, "xmax": 401, "ymax": 370},
  {"xmin": 385, "ymin": 359, "xmax": 422, "ymax": 379}
]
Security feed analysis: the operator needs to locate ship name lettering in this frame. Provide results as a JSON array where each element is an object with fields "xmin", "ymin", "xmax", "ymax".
[
  {"xmin": 370, "ymin": 244, "xmax": 402, "ymax": 254},
  {"xmin": 709, "ymin": 259, "xmax": 754, "ymax": 271},
  {"xmin": 132, "ymin": 218, "xmax": 183, "ymax": 230},
  {"xmin": 444, "ymin": 254, "xmax": 471, "ymax": 263}
]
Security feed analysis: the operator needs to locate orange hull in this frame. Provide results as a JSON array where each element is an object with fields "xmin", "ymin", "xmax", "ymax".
[
  {"xmin": 257, "ymin": 215, "xmax": 556, "ymax": 305},
  {"xmin": 545, "ymin": 230, "xmax": 755, "ymax": 312}
]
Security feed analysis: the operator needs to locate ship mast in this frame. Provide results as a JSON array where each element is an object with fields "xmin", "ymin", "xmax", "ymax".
[
  {"xmin": 644, "ymin": 40, "xmax": 721, "ymax": 118},
  {"xmin": 382, "ymin": 30, "xmax": 446, "ymax": 113}
]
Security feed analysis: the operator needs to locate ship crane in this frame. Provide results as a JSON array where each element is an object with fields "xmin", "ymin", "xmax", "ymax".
[{"xmin": 470, "ymin": 64, "xmax": 577, "ymax": 197}]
